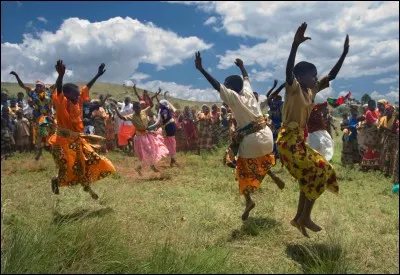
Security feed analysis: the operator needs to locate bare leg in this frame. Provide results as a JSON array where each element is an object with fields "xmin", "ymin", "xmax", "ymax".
[
  {"xmin": 135, "ymin": 165, "xmax": 143, "ymax": 176},
  {"xmin": 35, "ymin": 146, "xmax": 42, "ymax": 161},
  {"xmin": 83, "ymin": 185, "xmax": 99, "ymax": 200},
  {"xmin": 150, "ymin": 165, "xmax": 160, "ymax": 173},
  {"xmin": 241, "ymin": 191, "xmax": 255, "ymax": 221},
  {"xmin": 290, "ymin": 191, "xmax": 306, "ymax": 235},
  {"xmin": 267, "ymin": 170, "xmax": 285, "ymax": 190},
  {"xmin": 170, "ymin": 158, "xmax": 180, "ymax": 167},
  {"xmin": 51, "ymin": 177, "xmax": 59, "ymax": 195},
  {"xmin": 297, "ymin": 197, "xmax": 322, "ymax": 237}
]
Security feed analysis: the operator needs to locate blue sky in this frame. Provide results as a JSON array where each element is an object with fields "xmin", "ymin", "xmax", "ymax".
[{"xmin": 1, "ymin": 1, "xmax": 399, "ymax": 103}]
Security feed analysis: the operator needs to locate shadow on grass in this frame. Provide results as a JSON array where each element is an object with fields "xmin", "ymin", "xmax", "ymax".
[
  {"xmin": 286, "ymin": 242, "xmax": 353, "ymax": 274},
  {"xmin": 52, "ymin": 207, "xmax": 114, "ymax": 224},
  {"xmin": 229, "ymin": 216, "xmax": 281, "ymax": 241}
]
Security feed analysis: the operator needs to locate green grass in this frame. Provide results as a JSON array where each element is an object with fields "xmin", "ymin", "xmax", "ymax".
[
  {"xmin": 1, "ymin": 130, "xmax": 399, "ymax": 274},
  {"xmin": 1, "ymin": 82, "xmax": 219, "ymax": 110}
]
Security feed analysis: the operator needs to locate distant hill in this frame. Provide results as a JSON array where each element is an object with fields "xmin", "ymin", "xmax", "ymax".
[{"xmin": 1, "ymin": 82, "xmax": 219, "ymax": 110}]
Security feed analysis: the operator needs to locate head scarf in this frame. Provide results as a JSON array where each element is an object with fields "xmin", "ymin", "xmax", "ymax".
[
  {"xmin": 363, "ymin": 104, "xmax": 368, "ymax": 108},
  {"xmin": 156, "ymin": 99, "xmax": 176, "ymax": 123},
  {"xmin": 378, "ymin": 99, "xmax": 388, "ymax": 105},
  {"xmin": 202, "ymin": 104, "xmax": 210, "ymax": 112}
]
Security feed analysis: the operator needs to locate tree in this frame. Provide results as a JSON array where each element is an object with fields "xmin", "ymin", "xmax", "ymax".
[{"xmin": 361, "ymin": 93, "xmax": 371, "ymax": 105}]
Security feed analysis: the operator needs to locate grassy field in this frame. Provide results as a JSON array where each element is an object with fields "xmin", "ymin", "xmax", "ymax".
[
  {"xmin": 1, "ymin": 82, "xmax": 219, "ymax": 110},
  {"xmin": 1, "ymin": 128, "xmax": 399, "ymax": 274}
]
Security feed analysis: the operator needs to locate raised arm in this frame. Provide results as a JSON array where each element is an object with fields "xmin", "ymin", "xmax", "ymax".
[
  {"xmin": 86, "ymin": 63, "xmax": 106, "ymax": 90},
  {"xmin": 328, "ymin": 35, "xmax": 349, "ymax": 81},
  {"xmin": 266, "ymin": 80, "xmax": 278, "ymax": 97},
  {"xmin": 286, "ymin": 22, "xmax": 311, "ymax": 85},
  {"xmin": 110, "ymin": 103, "xmax": 128, "ymax": 121},
  {"xmin": 164, "ymin": 91, "xmax": 169, "ymax": 100},
  {"xmin": 55, "ymin": 60, "xmax": 65, "ymax": 95},
  {"xmin": 9, "ymin": 71, "xmax": 31, "ymax": 94},
  {"xmin": 133, "ymin": 84, "xmax": 142, "ymax": 101},
  {"xmin": 195, "ymin": 51, "xmax": 220, "ymax": 92},
  {"xmin": 266, "ymin": 83, "xmax": 285, "ymax": 105},
  {"xmin": 100, "ymin": 94, "xmax": 111, "ymax": 107},
  {"xmin": 234, "ymin": 58, "xmax": 248, "ymax": 78}
]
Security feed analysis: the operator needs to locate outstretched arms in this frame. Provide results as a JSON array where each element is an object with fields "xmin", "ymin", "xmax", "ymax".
[
  {"xmin": 133, "ymin": 84, "xmax": 142, "ymax": 101},
  {"xmin": 86, "ymin": 63, "xmax": 106, "ymax": 90},
  {"xmin": 55, "ymin": 60, "xmax": 66, "ymax": 95},
  {"xmin": 195, "ymin": 51, "xmax": 220, "ymax": 92},
  {"xmin": 9, "ymin": 71, "xmax": 31, "ymax": 94},
  {"xmin": 286, "ymin": 22, "xmax": 311, "ymax": 85},
  {"xmin": 328, "ymin": 35, "xmax": 349, "ymax": 81}
]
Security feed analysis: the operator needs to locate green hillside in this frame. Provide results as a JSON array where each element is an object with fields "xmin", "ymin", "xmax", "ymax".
[{"xmin": 1, "ymin": 82, "xmax": 220, "ymax": 110}]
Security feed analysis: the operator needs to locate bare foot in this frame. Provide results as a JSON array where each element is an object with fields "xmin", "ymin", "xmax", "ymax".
[
  {"xmin": 302, "ymin": 219, "xmax": 322, "ymax": 232},
  {"xmin": 241, "ymin": 201, "xmax": 255, "ymax": 221},
  {"xmin": 291, "ymin": 219, "xmax": 310, "ymax": 238}
]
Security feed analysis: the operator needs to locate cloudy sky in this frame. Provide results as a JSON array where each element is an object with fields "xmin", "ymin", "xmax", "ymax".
[{"xmin": 1, "ymin": 1, "xmax": 399, "ymax": 103}]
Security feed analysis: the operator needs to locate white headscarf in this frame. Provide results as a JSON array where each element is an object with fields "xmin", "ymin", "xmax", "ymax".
[{"xmin": 155, "ymin": 99, "xmax": 176, "ymax": 125}]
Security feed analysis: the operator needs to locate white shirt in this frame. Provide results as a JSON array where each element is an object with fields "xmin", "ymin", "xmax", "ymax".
[
  {"xmin": 118, "ymin": 102, "xmax": 134, "ymax": 126},
  {"xmin": 219, "ymin": 77, "xmax": 273, "ymax": 158}
]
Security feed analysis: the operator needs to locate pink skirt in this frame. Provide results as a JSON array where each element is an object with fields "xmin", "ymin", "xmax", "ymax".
[
  {"xmin": 151, "ymin": 129, "xmax": 169, "ymax": 157},
  {"xmin": 164, "ymin": 136, "xmax": 176, "ymax": 158},
  {"xmin": 134, "ymin": 132, "xmax": 168, "ymax": 166}
]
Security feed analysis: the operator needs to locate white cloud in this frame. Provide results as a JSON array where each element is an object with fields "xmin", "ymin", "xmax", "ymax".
[
  {"xmin": 37, "ymin": 17, "xmax": 48, "ymax": 24},
  {"xmin": 370, "ymin": 90, "xmax": 399, "ymax": 103},
  {"xmin": 203, "ymin": 16, "xmax": 217, "ymax": 26},
  {"xmin": 374, "ymin": 75, "xmax": 399, "ymax": 84},
  {"xmin": 171, "ymin": 1, "xmax": 399, "ymax": 83},
  {"xmin": 1, "ymin": 16, "xmax": 212, "ymax": 85},
  {"xmin": 136, "ymin": 79, "xmax": 220, "ymax": 102},
  {"xmin": 207, "ymin": 67, "xmax": 212, "ymax": 72},
  {"xmin": 129, "ymin": 72, "xmax": 150, "ymax": 82}
]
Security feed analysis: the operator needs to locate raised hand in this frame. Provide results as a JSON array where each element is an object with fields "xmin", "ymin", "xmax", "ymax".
[
  {"xmin": 273, "ymin": 79, "xmax": 278, "ymax": 87},
  {"xmin": 195, "ymin": 51, "xmax": 203, "ymax": 71},
  {"xmin": 343, "ymin": 34, "xmax": 349, "ymax": 54},
  {"xmin": 234, "ymin": 58, "xmax": 244, "ymax": 68},
  {"xmin": 97, "ymin": 63, "xmax": 106, "ymax": 76},
  {"xmin": 55, "ymin": 60, "xmax": 66, "ymax": 76},
  {"xmin": 294, "ymin": 22, "xmax": 311, "ymax": 46},
  {"xmin": 9, "ymin": 71, "xmax": 18, "ymax": 77}
]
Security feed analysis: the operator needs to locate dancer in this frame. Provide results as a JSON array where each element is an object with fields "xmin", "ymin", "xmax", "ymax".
[
  {"xmin": 277, "ymin": 22, "xmax": 346, "ymax": 237},
  {"xmin": 181, "ymin": 106, "xmax": 199, "ymax": 152},
  {"xmin": 14, "ymin": 109, "xmax": 31, "ymax": 153},
  {"xmin": 195, "ymin": 52, "xmax": 283, "ymax": 221},
  {"xmin": 307, "ymin": 102, "xmax": 334, "ymax": 162},
  {"xmin": 260, "ymin": 81, "xmax": 285, "ymax": 158},
  {"xmin": 148, "ymin": 99, "xmax": 179, "ymax": 167},
  {"xmin": 10, "ymin": 71, "xmax": 54, "ymax": 160},
  {"xmin": 49, "ymin": 60, "xmax": 116, "ymax": 199},
  {"xmin": 112, "ymin": 99, "xmax": 167, "ymax": 175}
]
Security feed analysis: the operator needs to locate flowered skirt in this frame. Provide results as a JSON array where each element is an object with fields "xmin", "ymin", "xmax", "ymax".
[
  {"xmin": 105, "ymin": 118, "xmax": 115, "ymax": 151},
  {"xmin": 361, "ymin": 147, "xmax": 380, "ymax": 170},
  {"xmin": 235, "ymin": 154, "xmax": 275, "ymax": 194},
  {"xmin": 277, "ymin": 124, "xmax": 338, "ymax": 200},
  {"xmin": 380, "ymin": 132, "xmax": 398, "ymax": 177},
  {"xmin": 49, "ymin": 132, "xmax": 116, "ymax": 187}
]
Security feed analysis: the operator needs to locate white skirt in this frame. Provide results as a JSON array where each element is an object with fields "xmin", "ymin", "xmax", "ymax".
[{"xmin": 308, "ymin": 130, "xmax": 334, "ymax": 161}]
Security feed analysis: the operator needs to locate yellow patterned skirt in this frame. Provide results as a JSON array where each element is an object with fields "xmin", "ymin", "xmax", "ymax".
[
  {"xmin": 235, "ymin": 154, "xmax": 275, "ymax": 194},
  {"xmin": 49, "ymin": 128, "xmax": 116, "ymax": 187},
  {"xmin": 277, "ymin": 123, "xmax": 338, "ymax": 200}
]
